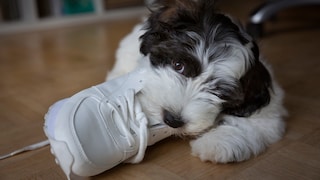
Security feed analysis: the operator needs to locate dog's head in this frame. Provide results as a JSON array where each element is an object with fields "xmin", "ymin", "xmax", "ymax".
[{"xmin": 139, "ymin": 0, "xmax": 272, "ymax": 136}]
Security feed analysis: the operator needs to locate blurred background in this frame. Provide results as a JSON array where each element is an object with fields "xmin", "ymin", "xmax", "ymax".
[
  {"xmin": 0, "ymin": 0, "xmax": 320, "ymax": 179},
  {"xmin": 0, "ymin": 0, "xmax": 146, "ymax": 34}
]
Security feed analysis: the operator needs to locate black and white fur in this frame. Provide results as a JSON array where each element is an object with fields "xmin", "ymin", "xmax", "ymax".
[{"xmin": 108, "ymin": 0, "xmax": 286, "ymax": 163}]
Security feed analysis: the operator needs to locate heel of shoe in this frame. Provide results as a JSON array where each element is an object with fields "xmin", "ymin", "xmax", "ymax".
[
  {"xmin": 44, "ymin": 99, "xmax": 75, "ymax": 178},
  {"xmin": 44, "ymin": 99, "xmax": 68, "ymax": 137},
  {"xmin": 48, "ymin": 137, "xmax": 74, "ymax": 178}
]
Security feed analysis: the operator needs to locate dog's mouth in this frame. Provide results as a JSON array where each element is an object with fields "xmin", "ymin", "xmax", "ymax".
[{"xmin": 163, "ymin": 110, "xmax": 185, "ymax": 128}]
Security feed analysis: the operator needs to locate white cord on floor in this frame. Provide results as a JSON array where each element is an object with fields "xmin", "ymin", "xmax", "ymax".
[{"xmin": 0, "ymin": 140, "xmax": 49, "ymax": 160}]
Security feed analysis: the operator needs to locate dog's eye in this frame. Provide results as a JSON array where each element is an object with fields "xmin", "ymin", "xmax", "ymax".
[{"xmin": 172, "ymin": 61, "xmax": 185, "ymax": 74}]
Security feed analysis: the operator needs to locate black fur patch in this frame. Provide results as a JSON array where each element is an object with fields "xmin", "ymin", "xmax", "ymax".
[
  {"xmin": 222, "ymin": 61, "xmax": 272, "ymax": 117},
  {"xmin": 141, "ymin": 0, "xmax": 272, "ymax": 117},
  {"xmin": 149, "ymin": 42, "xmax": 202, "ymax": 78}
]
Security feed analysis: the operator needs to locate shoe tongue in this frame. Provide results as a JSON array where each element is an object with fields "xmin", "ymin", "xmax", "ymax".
[
  {"xmin": 98, "ymin": 68, "xmax": 147, "ymax": 98},
  {"xmin": 148, "ymin": 117, "xmax": 164, "ymax": 127}
]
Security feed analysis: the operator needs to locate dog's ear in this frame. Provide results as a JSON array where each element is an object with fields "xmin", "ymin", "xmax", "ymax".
[
  {"xmin": 222, "ymin": 42, "xmax": 272, "ymax": 117},
  {"xmin": 140, "ymin": 0, "xmax": 199, "ymax": 55},
  {"xmin": 148, "ymin": 0, "xmax": 196, "ymax": 24}
]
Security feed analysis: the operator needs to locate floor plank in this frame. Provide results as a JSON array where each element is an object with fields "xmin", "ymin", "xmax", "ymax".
[{"xmin": 0, "ymin": 1, "xmax": 320, "ymax": 179}]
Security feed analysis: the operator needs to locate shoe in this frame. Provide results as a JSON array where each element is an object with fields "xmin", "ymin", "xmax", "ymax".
[{"xmin": 43, "ymin": 68, "xmax": 172, "ymax": 178}]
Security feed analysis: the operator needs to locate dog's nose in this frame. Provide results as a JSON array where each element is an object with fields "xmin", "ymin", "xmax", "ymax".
[{"xmin": 163, "ymin": 110, "xmax": 184, "ymax": 128}]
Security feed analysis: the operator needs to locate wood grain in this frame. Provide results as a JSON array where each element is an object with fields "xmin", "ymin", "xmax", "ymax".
[{"xmin": 0, "ymin": 1, "xmax": 320, "ymax": 179}]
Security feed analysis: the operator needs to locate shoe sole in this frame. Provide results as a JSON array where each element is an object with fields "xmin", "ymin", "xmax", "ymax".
[{"xmin": 44, "ymin": 100, "xmax": 75, "ymax": 177}]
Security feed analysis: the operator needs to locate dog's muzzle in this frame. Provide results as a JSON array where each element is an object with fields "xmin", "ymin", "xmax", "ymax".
[{"xmin": 163, "ymin": 110, "xmax": 184, "ymax": 128}]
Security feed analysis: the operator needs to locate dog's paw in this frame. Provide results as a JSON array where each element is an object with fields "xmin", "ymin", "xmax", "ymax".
[{"xmin": 190, "ymin": 132, "xmax": 252, "ymax": 163}]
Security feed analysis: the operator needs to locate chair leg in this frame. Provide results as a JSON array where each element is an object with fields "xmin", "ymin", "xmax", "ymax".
[{"xmin": 246, "ymin": 0, "xmax": 320, "ymax": 38}]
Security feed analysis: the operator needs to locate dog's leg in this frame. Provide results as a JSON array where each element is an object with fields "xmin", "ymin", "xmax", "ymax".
[
  {"xmin": 107, "ymin": 24, "xmax": 145, "ymax": 81},
  {"xmin": 190, "ymin": 84, "xmax": 286, "ymax": 163},
  {"xmin": 190, "ymin": 114, "xmax": 285, "ymax": 163}
]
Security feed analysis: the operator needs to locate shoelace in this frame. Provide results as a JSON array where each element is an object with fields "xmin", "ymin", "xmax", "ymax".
[
  {"xmin": 0, "ymin": 140, "xmax": 49, "ymax": 160},
  {"xmin": 106, "ymin": 89, "xmax": 148, "ymax": 163}
]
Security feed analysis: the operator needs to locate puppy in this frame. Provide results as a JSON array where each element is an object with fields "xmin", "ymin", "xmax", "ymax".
[{"xmin": 108, "ymin": 0, "xmax": 286, "ymax": 163}]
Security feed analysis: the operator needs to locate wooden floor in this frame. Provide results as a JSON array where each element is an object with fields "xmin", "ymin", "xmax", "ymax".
[{"xmin": 1, "ymin": 1, "xmax": 320, "ymax": 179}]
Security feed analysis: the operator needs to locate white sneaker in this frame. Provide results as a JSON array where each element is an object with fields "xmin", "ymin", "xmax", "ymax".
[{"xmin": 43, "ymin": 68, "xmax": 172, "ymax": 178}]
